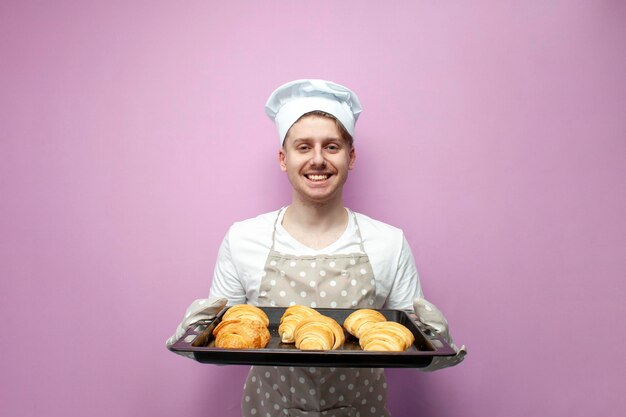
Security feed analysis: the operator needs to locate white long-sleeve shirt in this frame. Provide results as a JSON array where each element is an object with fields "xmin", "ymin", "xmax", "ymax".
[{"xmin": 209, "ymin": 208, "xmax": 422, "ymax": 309}]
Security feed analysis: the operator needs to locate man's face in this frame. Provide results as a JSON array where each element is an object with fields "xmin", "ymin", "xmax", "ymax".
[{"xmin": 279, "ymin": 116, "xmax": 356, "ymax": 205}]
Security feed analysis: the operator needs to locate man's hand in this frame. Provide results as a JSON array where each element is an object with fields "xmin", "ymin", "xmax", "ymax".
[
  {"xmin": 166, "ymin": 298, "xmax": 228, "ymax": 357},
  {"xmin": 413, "ymin": 297, "xmax": 467, "ymax": 371}
]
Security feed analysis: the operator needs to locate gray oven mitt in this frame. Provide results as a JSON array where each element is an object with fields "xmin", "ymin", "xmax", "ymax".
[
  {"xmin": 165, "ymin": 298, "xmax": 227, "ymax": 358},
  {"xmin": 413, "ymin": 297, "xmax": 467, "ymax": 371}
]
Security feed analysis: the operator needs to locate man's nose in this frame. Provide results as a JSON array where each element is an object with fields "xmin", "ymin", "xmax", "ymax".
[{"xmin": 310, "ymin": 146, "xmax": 325, "ymax": 166}]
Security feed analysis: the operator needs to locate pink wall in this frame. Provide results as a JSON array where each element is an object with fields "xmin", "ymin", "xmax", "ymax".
[{"xmin": 2, "ymin": 1, "xmax": 625, "ymax": 416}]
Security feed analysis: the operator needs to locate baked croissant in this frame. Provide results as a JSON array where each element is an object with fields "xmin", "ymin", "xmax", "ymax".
[
  {"xmin": 294, "ymin": 315, "xmax": 345, "ymax": 350},
  {"xmin": 358, "ymin": 321, "xmax": 415, "ymax": 352},
  {"xmin": 343, "ymin": 308, "xmax": 387, "ymax": 338},
  {"xmin": 221, "ymin": 304, "xmax": 269, "ymax": 327},
  {"xmin": 212, "ymin": 319, "xmax": 270, "ymax": 349},
  {"xmin": 279, "ymin": 305, "xmax": 321, "ymax": 343}
]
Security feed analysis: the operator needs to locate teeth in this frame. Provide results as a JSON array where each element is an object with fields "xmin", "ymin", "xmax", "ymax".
[{"xmin": 307, "ymin": 174, "xmax": 329, "ymax": 181}]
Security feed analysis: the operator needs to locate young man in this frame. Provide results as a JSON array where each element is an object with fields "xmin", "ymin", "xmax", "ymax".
[{"xmin": 168, "ymin": 79, "xmax": 465, "ymax": 417}]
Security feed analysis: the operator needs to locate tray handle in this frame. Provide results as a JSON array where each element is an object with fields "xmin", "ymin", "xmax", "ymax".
[
  {"xmin": 170, "ymin": 316, "xmax": 219, "ymax": 352},
  {"xmin": 406, "ymin": 312, "xmax": 452, "ymax": 352}
]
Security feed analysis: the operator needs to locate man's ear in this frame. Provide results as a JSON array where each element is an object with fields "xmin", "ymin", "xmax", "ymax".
[
  {"xmin": 348, "ymin": 146, "xmax": 356, "ymax": 170},
  {"xmin": 278, "ymin": 148, "xmax": 287, "ymax": 172}
]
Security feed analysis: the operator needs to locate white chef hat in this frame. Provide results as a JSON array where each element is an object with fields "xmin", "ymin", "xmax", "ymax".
[{"xmin": 265, "ymin": 79, "xmax": 362, "ymax": 146}]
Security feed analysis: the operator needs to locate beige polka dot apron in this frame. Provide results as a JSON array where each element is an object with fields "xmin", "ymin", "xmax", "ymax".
[{"xmin": 242, "ymin": 210, "xmax": 390, "ymax": 417}]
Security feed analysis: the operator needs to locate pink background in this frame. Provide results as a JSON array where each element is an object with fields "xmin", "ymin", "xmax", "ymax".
[{"xmin": 2, "ymin": 1, "xmax": 625, "ymax": 416}]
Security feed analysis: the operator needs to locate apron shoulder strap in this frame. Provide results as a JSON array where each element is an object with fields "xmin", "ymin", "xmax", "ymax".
[
  {"xmin": 348, "ymin": 209, "xmax": 367, "ymax": 253},
  {"xmin": 270, "ymin": 208, "xmax": 285, "ymax": 252}
]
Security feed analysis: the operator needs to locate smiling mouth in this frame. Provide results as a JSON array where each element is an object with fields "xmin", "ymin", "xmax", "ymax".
[{"xmin": 305, "ymin": 174, "xmax": 332, "ymax": 182}]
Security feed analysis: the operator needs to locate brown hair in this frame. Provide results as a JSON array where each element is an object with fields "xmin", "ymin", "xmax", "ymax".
[{"xmin": 284, "ymin": 110, "xmax": 354, "ymax": 148}]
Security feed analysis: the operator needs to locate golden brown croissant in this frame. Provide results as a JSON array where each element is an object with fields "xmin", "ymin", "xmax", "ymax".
[
  {"xmin": 343, "ymin": 308, "xmax": 387, "ymax": 338},
  {"xmin": 294, "ymin": 315, "xmax": 345, "ymax": 350},
  {"xmin": 278, "ymin": 305, "xmax": 321, "ymax": 343},
  {"xmin": 212, "ymin": 319, "xmax": 270, "ymax": 349},
  {"xmin": 221, "ymin": 304, "xmax": 269, "ymax": 327},
  {"xmin": 358, "ymin": 322, "xmax": 415, "ymax": 352}
]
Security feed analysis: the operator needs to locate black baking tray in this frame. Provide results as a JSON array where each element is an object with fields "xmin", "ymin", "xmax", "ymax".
[{"xmin": 170, "ymin": 307, "xmax": 456, "ymax": 368}]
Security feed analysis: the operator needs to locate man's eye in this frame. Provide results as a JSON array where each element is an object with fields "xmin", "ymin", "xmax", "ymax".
[
  {"xmin": 297, "ymin": 145, "xmax": 310, "ymax": 151},
  {"xmin": 326, "ymin": 145, "xmax": 339, "ymax": 151}
]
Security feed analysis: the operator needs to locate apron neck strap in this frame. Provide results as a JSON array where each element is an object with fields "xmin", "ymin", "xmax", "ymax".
[
  {"xmin": 351, "ymin": 210, "xmax": 366, "ymax": 253},
  {"xmin": 270, "ymin": 208, "xmax": 366, "ymax": 253},
  {"xmin": 269, "ymin": 208, "xmax": 284, "ymax": 252}
]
